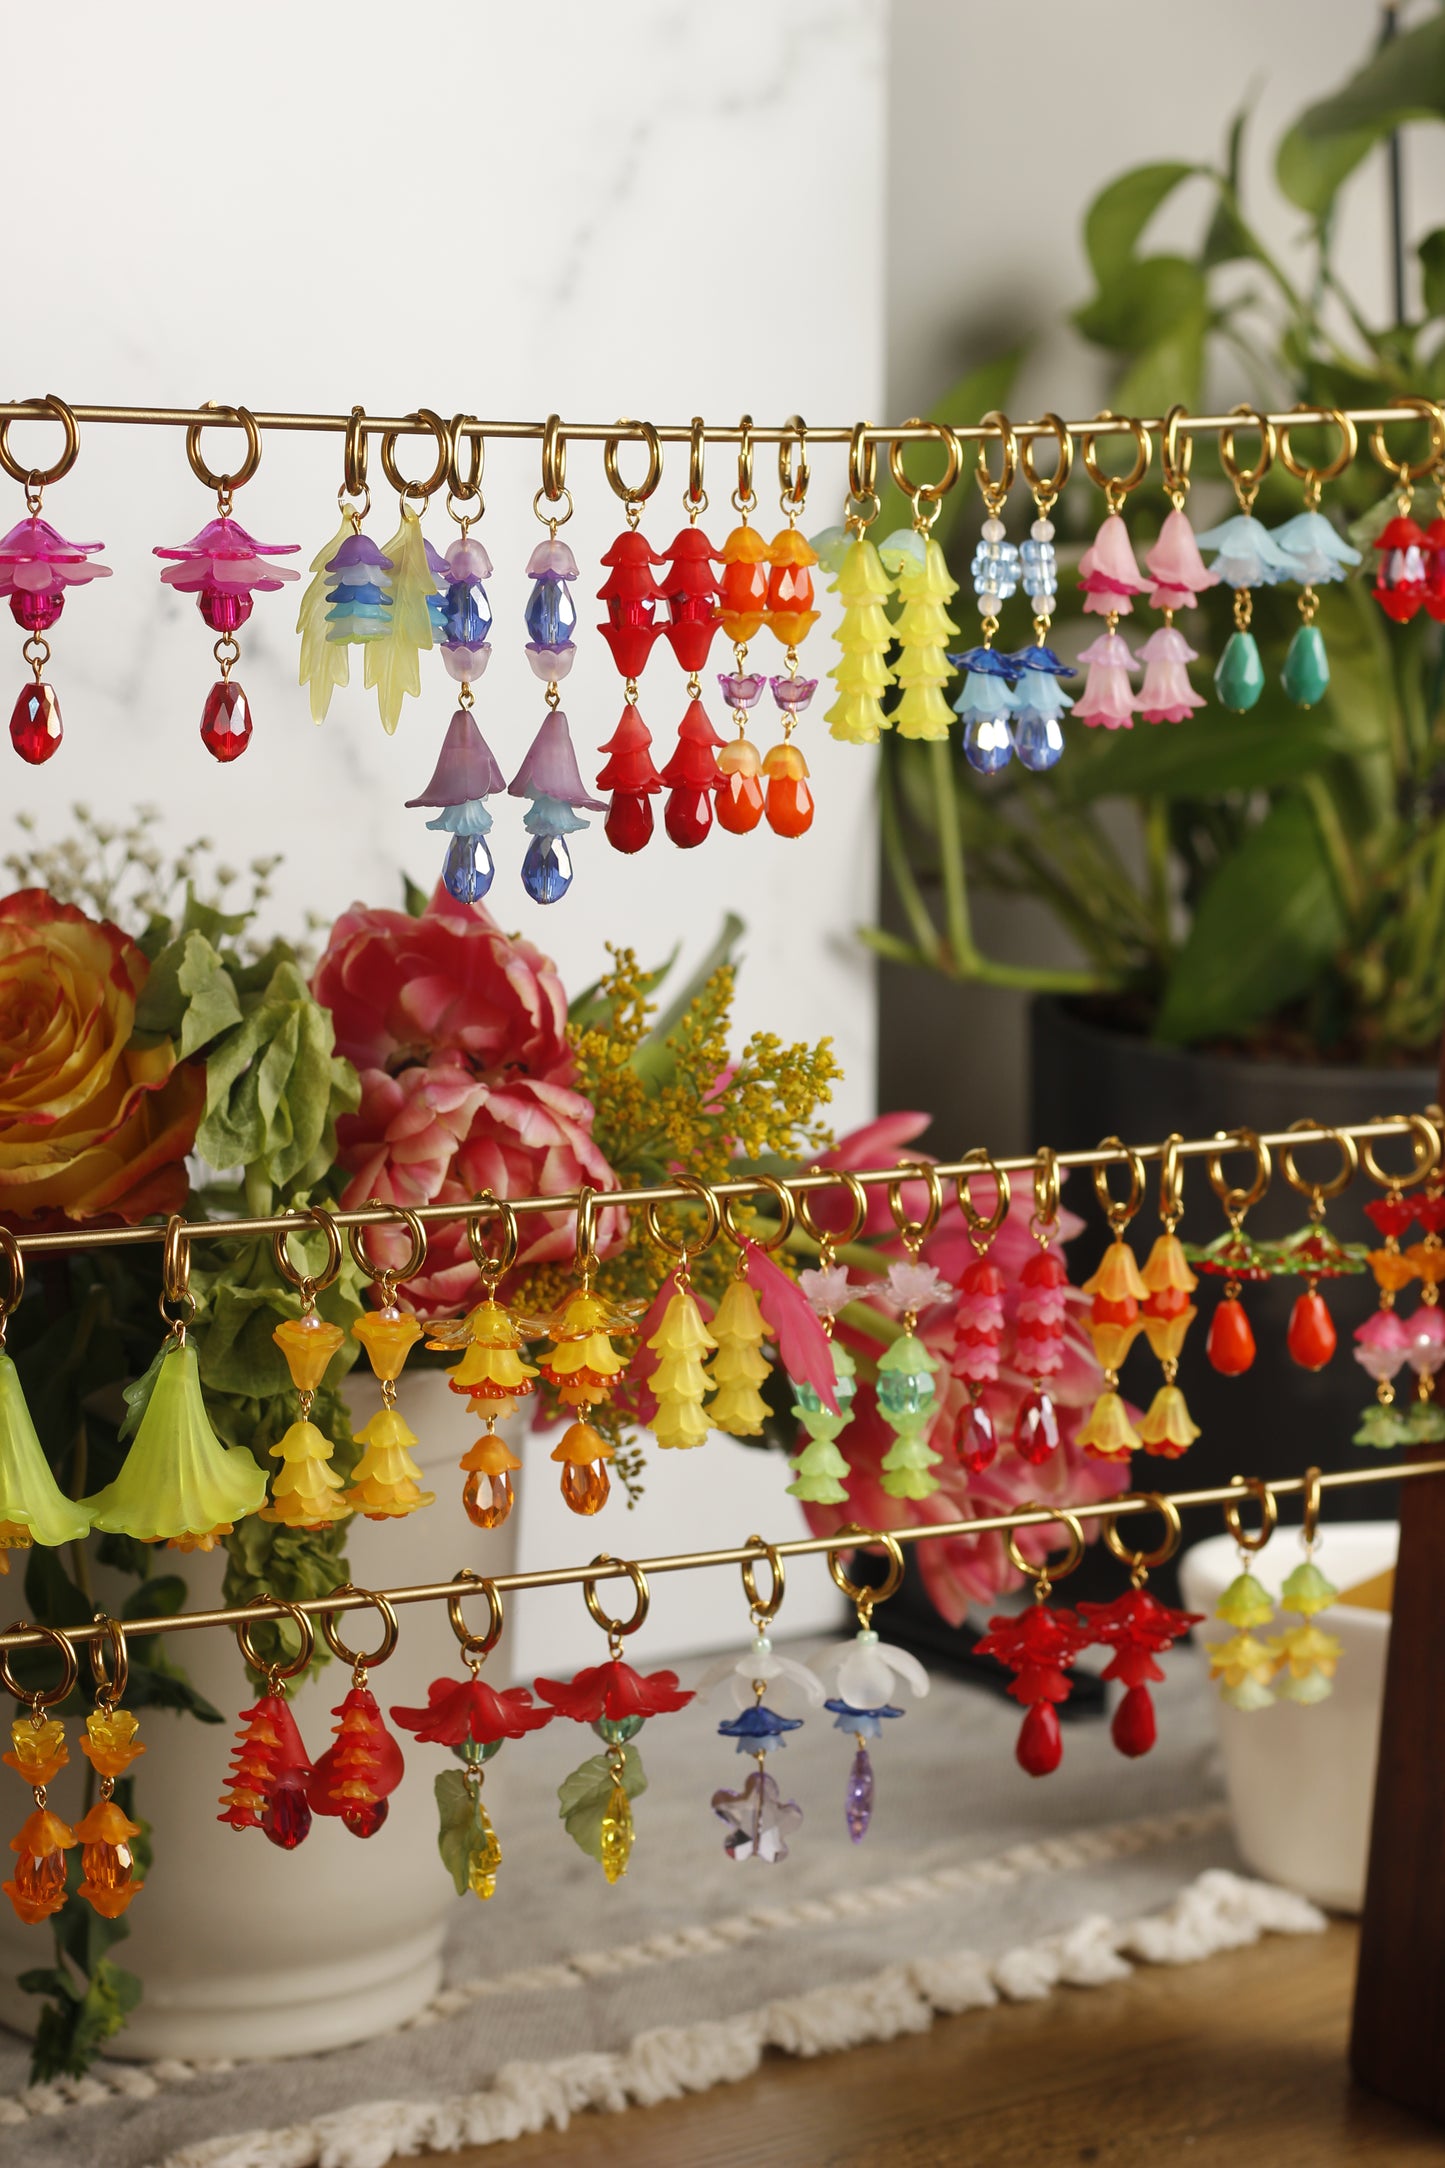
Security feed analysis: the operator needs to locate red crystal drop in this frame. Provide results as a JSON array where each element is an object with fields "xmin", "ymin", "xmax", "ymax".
[
  {"xmin": 199, "ymin": 587, "xmax": 254, "ymax": 634},
  {"xmin": 341, "ymin": 1796, "xmax": 389, "ymax": 1839},
  {"xmin": 1017, "ymin": 1700, "xmax": 1062, "ymax": 1778},
  {"xmin": 11, "ymin": 681, "xmax": 62, "ymax": 763},
  {"xmin": 11, "ymin": 590, "xmax": 64, "ymax": 633},
  {"xmin": 665, "ymin": 785, "xmax": 713, "ymax": 848},
  {"xmin": 605, "ymin": 791, "xmax": 655, "ymax": 854},
  {"xmin": 1206, "ymin": 1295, "xmax": 1256, "ymax": 1376},
  {"xmin": 200, "ymin": 679, "xmax": 253, "ymax": 762},
  {"xmin": 954, "ymin": 1398, "xmax": 997, "ymax": 1475},
  {"xmin": 715, "ymin": 770, "xmax": 766, "ymax": 834},
  {"xmin": 1014, "ymin": 1388, "xmax": 1060, "ymax": 1466},
  {"xmin": 1287, "ymin": 1288, "xmax": 1337, "ymax": 1372},
  {"xmin": 262, "ymin": 1782, "xmax": 313, "ymax": 1850},
  {"xmin": 1111, "ymin": 1683, "xmax": 1157, "ymax": 1759}
]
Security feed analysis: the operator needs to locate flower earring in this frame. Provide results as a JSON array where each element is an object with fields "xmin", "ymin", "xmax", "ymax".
[
  {"xmin": 1353, "ymin": 1115, "xmax": 1442, "ymax": 1447},
  {"xmin": 535, "ymin": 1557, "xmax": 694, "ymax": 1884},
  {"xmin": 1009, "ymin": 414, "xmax": 1076, "ymax": 769},
  {"xmin": 154, "ymin": 405, "xmax": 299, "ymax": 760},
  {"xmin": 296, "ymin": 404, "xmax": 390, "ymax": 724},
  {"xmin": 74, "ymin": 1617, "xmax": 146, "ymax": 1918},
  {"xmin": 263, "ymin": 1208, "xmax": 350, "ymax": 1531},
  {"xmin": 1078, "ymin": 1497, "xmax": 1202, "ymax": 1758},
  {"xmin": 976, "ymin": 1511, "xmax": 1090, "ymax": 1777},
  {"xmin": 537, "ymin": 1187, "xmax": 643, "ymax": 1515},
  {"xmin": 309, "ymin": 1589, "xmax": 405, "ymax": 1839},
  {"xmin": 878, "ymin": 1161, "xmax": 947, "ymax": 1499},
  {"xmin": 405, "ymin": 420, "xmax": 506, "ymax": 902},
  {"xmin": 392, "ymin": 1573, "xmax": 554, "ymax": 1902},
  {"xmin": 879, "ymin": 420, "xmax": 962, "ymax": 742},
  {"xmin": 818, "ymin": 1527, "xmax": 926, "ymax": 1839},
  {"xmin": 704, "ymin": 1540, "xmax": 819, "ymax": 1863},
  {"xmin": 1138, "ymin": 404, "xmax": 1213, "ymax": 725},
  {"xmin": 757, "ymin": 417, "xmax": 819, "ymax": 835},
  {"xmin": 349, "ymin": 1204, "xmax": 427, "ymax": 1437},
  {"xmin": 0, "ymin": 395, "xmax": 110, "ymax": 765},
  {"xmin": 1012, "ymin": 1148, "xmax": 1071, "ymax": 1465},
  {"xmin": 1188, "ymin": 1129, "xmax": 1274, "ymax": 1378},
  {"xmin": 1269, "ymin": 1469, "xmax": 1343, "ymax": 1704},
  {"xmin": 1196, "ymin": 406, "xmax": 1288, "ymax": 713},
  {"xmin": 1137, "ymin": 1135, "xmax": 1201, "ymax": 1459},
  {"xmin": 85, "ymin": 1218, "xmax": 267, "ymax": 1548},
  {"xmin": 639, "ymin": 1179, "xmax": 722, "ymax": 1452},
  {"xmin": 0, "ymin": 1227, "xmax": 89, "ymax": 1558},
  {"xmin": 218, "ymin": 1598, "xmax": 317, "ymax": 1848},
  {"xmin": 1073, "ymin": 412, "xmax": 1152, "ymax": 731},
  {"xmin": 365, "ymin": 411, "xmax": 450, "ymax": 734},
  {"xmin": 1273, "ymin": 1122, "xmax": 1363, "ymax": 1371},
  {"xmin": 1208, "ymin": 1477, "xmax": 1279, "ymax": 1711},
  {"xmin": 426, "ymin": 1196, "xmax": 534, "ymax": 1527},
  {"xmin": 2, "ymin": 1622, "xmax": 78, "ymax": 1923},
  {"xmin": 1367, "ymin": 400, "xmax": 1445, "ymax": 622},
  {"xmin": 950, "ymin": 1148, "xmax": 1012, "ymax": 1475},
  {"xmin": 1273, "ymin": 406, "xmax": 1361, "ymax": 708},
  {"xmin": 953, "ymin": 410, "xmax": 1022, "ymax": 774},
  {"xmin": 1078, "ymin": 1139, "xmax": 1148, "ymax": 1460},
  {"xmin": 819, "ymin": 422, "xmax": 895, "ymax": 747},
  {"xmin": 789, "ymin": 1171, "xmax": 868, "ymax": 1502}
]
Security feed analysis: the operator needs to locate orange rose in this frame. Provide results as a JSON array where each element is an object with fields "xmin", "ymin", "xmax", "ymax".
[{"xmin": 0, "ymin": 890, "xmax": 204, "ymax": 1223}]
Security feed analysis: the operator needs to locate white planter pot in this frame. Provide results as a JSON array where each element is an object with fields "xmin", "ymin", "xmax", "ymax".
[
  {"xmin": 0, "ymin": 1369, "xmax": 520, "ymax": 2062},
  {"xmin": 1179, "ymin": 1519, "xmax": 1396, "ymax": 1913}
]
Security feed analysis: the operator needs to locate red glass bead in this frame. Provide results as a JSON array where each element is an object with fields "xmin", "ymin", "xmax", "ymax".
[
  {"xmin": 10, "ymin": 681, "xmax": 62, "ymax": 763},
  {"xmin": 341, "ymin": 1797, "xmax": 388, "ymax": 1839},
  {"xmin": 955, "ymin": 1397, "xmax": 997, "ymax": 1474},
  {"xmin": 1364, "ymin": 1195, "xmax": 1417, "ymax": 1241},
  {"xmin": 719, "ymin": 561, "xmax": 768, "ymax": 618},
  {"xmin": 715, "ymin": 769, "xmax": 765, "ymax": 833},
  {"xmin": 605, "ymin": 791, "xmax": 655, "ymax": 854},
  {"xmin": 10, "ymin": 590, "xmax": 64, "ymax": 633},
  {"xmin": 261, "ymin": 1781, "xmax": 312, "ymax": 1851},
  {"xmin": 1017, "ymin": 1700, "xmax": 1062, "ymax": 1778},
  {"xmin": 766, "ymin": 563, "xmax": 815, "ymax": 616},
  {"xmin": 1287, "ymin": 1288, "xmax": 1337, "ymax": 1371},
  {"xmin": 1206, "ymin": 1295, "xmax": 1256, "ymax": 1375},
  {"xmin": 766, "ymin": 772, "xmax": 814, "ymax": 837},
  {"xmin": 1111, "ymin": 1683, "xmax": 1157, "ymax": 1759},
  {"xmin": 665, "ymin": 786, "xmax": 713, "ymax": 848},
  {"xmin": 200, "ymin": 679, "xmax": 253, "ymax": 762},
  {"xmin": 199, "ymin": 587, "xmax": 254, "ymax": 634},
  {"xmin": 1013, "ymin": 1388, "xmax": 1059, "ymax": 1466}
]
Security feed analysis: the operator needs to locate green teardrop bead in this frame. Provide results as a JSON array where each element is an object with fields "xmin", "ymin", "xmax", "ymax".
[
  {"xmin": 1281, "ymin": 623, "xmax": 1329, "ymax": 708},
  {"xmin": 1215, "ymin": 629, "xmax": 1266, "ymax": 713}
]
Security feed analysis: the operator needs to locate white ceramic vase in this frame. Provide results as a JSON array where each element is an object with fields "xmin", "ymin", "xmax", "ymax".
[
  {"xmin": 0, "ymin": 1369, "xmax": 518, "ymax": 2062},
  {"xmin": 1179, "ymin": 1518, "xmax": 1397, "ymax": 1913}
]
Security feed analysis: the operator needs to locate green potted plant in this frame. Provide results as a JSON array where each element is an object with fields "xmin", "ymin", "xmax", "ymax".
[{"xmin": 872, "ymin": 11, "xmax": 1445, "ymax": 1502}]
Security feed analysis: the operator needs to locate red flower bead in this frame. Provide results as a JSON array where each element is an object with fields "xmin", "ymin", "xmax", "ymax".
[
  {"xmin": 533, "ymin": 1658, "xmax": 694, "ymax": 1724},
  {"xmin": 390, "ymin": 1675, "xmax": 555, "ymax": 1746}
]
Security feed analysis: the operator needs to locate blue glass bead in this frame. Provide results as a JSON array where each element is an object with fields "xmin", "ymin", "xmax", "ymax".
[
  {"xmin": 964, "ymin": 712, "xmax": 1014, "ymax": 773},
  {"xmin": 1012, "ymin": 708, "xmax": 1066, "ymax": 771},
  {"xmin": 442, "ymin": 578, "xmax": 492, "ymax": 647},
  {"xmin": 970, "ymin": 534, "xmax": 1020, "ymax": 601},
  {"xmin": 1019, "ymin": 535, "xmax": 1057, "ymax": 600},
  {"xmin": 443, "ymin": 831, "xmax": 495, "ymax": 903},
  {"xmin": 521, "ymin": 832, "xmax": 573, "ymax": 904},
  {"xmin": 524, "ymin": 578, "xmax": 577, "ymax": 648}
]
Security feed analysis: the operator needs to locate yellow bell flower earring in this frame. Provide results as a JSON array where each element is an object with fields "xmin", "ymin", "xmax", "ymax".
[
  {"xmin": 426, "ymin": 1195, "xmax": 536, "ymax": 1528},
  {"xmin": 86, "ymin": 1219, "xmax": 267, "ymax": 1549},
  {"xmin": 538, "ymin": 1187, "xmax": 644, "ymax": 1516},
  {"xmin": 349, "ymin": 1199, "xmax": 427, "ymax": 1497},
  {"xmin": 640, "ymin": 1178, "xmax": 723, "ymax": 1451},
  {"xmin": 264, "ymin": 1207, "xmax": 350, "ymax": 1530},
  {"xmin": 1077, "ymin": 1141, "xmax": 1148, "ymax": 1461},
  {"xmin": 0, "ymin": 1228, "xmax": 89, "ymax": 1563}
]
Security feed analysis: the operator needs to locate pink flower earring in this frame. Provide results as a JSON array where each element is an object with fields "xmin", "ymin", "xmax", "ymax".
[{"xmin": 0, "ymin": 396, "xmax": 110, "ymax": 765}]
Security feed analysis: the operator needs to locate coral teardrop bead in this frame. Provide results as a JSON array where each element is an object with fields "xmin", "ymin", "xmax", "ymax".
[
  {"xmin": 1016, "ymin": 1700, "xmax": 1062, "ymax": 1778},
  {"xmin": 1206, "ymin": 1295, "xmax": 1256, "ymax": 1376},
  {"xmin": 1111, "ymin": 1683, "xmax": 1157, "ymax": 1759},
  {"xmin": 1287, "ymin": 1288, "xmax": 1337, "ymax": 1371}
]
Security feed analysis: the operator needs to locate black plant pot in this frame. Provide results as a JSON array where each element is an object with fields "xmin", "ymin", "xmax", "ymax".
[{"xmin": 882, "ymin": 996, "xmax": 1435, "ymax": 1670}]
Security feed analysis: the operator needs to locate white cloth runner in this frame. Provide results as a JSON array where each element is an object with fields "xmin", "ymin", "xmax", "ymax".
[{"xmin": 0, "ymin": 1650, "xmax": 1322, "ymax": 2168}]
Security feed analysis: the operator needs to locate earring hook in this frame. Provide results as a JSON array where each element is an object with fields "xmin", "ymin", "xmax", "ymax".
[
  {"xmin": 827, "ymin": 1522, "xmax": 905, "ymax": 1628},
  {"xmin": 448, "ymin": 1568, "xmax": 505, "ymax": 1667},
  {"xmin": 1223, "ymin": 1475, "xmax": 1277, "ymax": 1553},
  {"xmin": 467, "ymin": 1191, "xmax": 521, "ymax": 1289},
  {"xmin": 741, "ymin": 1535, "xmax": 786, "ymax": 1623}
]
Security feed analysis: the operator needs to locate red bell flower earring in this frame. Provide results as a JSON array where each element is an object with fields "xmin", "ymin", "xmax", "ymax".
[
  {"xmin": 217, "ymin": 1597, "xmax": 316, "ymax": 1849},
  {"xmin": 1273, "ymin": 1122, "xmax": 1363, "ymax": 1371},
  {"xmin": 976, "ymin": 1510, "xmax": 1090, "ymax": 1778},
  {"xmin": 309, "ymin": 1588, "xmax": 405, "ymax": 1839},
  {"xmin": 1188, "ymin": 1129, "xmax": 1273, "ymax": 1377},
  {"xmin": 1078, "ymin": 1495, "xmax": 1203, "ymax": 1759}
]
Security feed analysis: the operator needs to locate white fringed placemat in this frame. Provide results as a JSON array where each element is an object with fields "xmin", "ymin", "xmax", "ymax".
[{"xmin": 0, "ymin": 1647, "xmax": 1322, "ymax": 2168}]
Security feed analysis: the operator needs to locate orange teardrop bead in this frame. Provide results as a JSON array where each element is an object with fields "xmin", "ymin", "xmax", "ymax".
[{"xmin": 463, "ymin": 1468, "xmax": 514, "ymax": 1529}]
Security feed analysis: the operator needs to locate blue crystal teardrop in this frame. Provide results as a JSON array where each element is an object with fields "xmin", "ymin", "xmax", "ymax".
[
  {"xmin": 963, "ymin": 712, "xmax": 1013, "ymax": 775},
  {"xmin": 524, "ymin": 579, "xmax": 577, "ymax": 648},
  {"xmin": 521, "ymin": 832, "xmax": 573, "ymax": 904},
  {"xmin": 443, "ymin": 832, "xmax": 495, "ymax": 903},
  {"xmin": 442, "ymin": 579, "xmax": 492, "ymax": 647},
  {"xmin": 1012, "ymin": 710, "xmax": 1065, "ymax": 771}
]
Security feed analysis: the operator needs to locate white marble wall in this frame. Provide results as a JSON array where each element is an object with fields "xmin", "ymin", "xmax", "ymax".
[{"xmin": 4, "ymin": 0, "xmax": 888, "ymax": 1654}]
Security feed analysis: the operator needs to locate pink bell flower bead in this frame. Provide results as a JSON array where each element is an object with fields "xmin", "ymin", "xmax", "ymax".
[
  {"xmin": 1353, "ymin": 1306, "xmax": 1411, "ymax": 1382},
  {"xmin": 1136, "ymin": 625, "xmax": 1206, "ymax": 724},
  {"xmin": 1072, "ymin": 630, "xmax": 1140, "ymax": 729},
  {"xmin": 1144, "ymin": 506, "xmax": 1218, "ymax": 613},
  {"xmin": 1078, "ymin": 511, "xmax": 1149, "ymax": 617}
]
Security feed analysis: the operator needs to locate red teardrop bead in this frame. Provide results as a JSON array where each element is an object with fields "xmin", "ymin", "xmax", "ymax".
[
  {"xmin": 1206, "ymin": 1295, "xmax": 1256, "ymax": 1376},
  {"xmin": 1017, "ymin": 1700, "xmax": 1062, "ymax": 1778},
  {"xmin": 605, "ymin": 791, "xmax": 655, "ymax": 854},
  {"xmin": 954, "ymin": 1398, "xmax": 996, "ymax": 1475},
  {"xmin": 200, "ymin": 680, "xmax": 253, "ymax": 762},
  {"xmin": 1013, "ymin": 1388, "xmax": 1060, "ymax": 1466},
  {"xmin": 765, "ymin": 774, "xmax": 815, "ymax": 838},
  {"xmin": 262, "ymin": 1782, "xmax": 312, "ymax": 1850},
  {"xmin": 1287, "ymin": 1288, "xmax": 1337, "ymax": 1371},
  {"xmin": 665, "ymin": 784, "xmax": 713, "ymax": 848},
  {"xmin": 341, "ymin": 1797, "xmax": 389, "ymax": 1839},
  {"xmin": 11, "ymin": 681, "xmax": 62, "ymax": 764},
  {"xmin": 1111, "ymin": 1683, "xmax": 1157, "ymax": 1759}
]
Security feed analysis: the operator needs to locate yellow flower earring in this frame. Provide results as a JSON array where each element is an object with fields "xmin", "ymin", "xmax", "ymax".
[
  {"xmin": 1208, "ymin": 1476, "xmax": 1280, "ymax": 1711},
  {"xmin": 538, "ymin": 1188, "xmax": 644, "ymax": 1516},
  {"xmin": 264, "ymin": 1208, "xmax": 349, "ymax": 1530},
  {"xmin": 0, "ymin": 1228, "xmax": 89, "ymax": 1563},
  {"xmin": 427, "ymin": 1196, "xmax": 535, "ymax": 1527},
  {"xmin": 1078, "ymin": 1141, "xmax": 1148, "ymax": 1460},
  {"xmin": 349, "ymin": 1200, "xmax": 427, "ymax": 1493},
  {"xmin": 2, "ymin": 1622, "xmax": 79, "ymax": 1925},
  {"xmin": 641, "ymin": 1179, "xmax": 723, "ymax": 1451}
]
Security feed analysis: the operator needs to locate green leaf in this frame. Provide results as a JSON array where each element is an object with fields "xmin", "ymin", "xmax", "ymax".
[
  {"xmin": 434, "ymin": 1767, "xmax": 495, "ymax": 1896},
  {"xmin": 1153, "ymin": 793, "xmax": 1348, "ymax": 1043},
  {"xmin": 1073, "ymin": 255, "xmax": 1208, "ymax": 354},
  {"xmin": 1422, "ymin": 228, "xmax": 1445, "ymax": 319},
  {"xmin": 1111, "ymin": 305, "xmax": 1209, "ymax": 418},
  {"xmin": 1083, "ymin": 161, "xmax": 1201, "ymax": 284},
  {"xmin": 1276, "ymin": 12, "xmax": 1445, "ymax": 216},
  {"xmin": 403, "ymin": 873, "xmax": 429, "ymax": 917},
  {"xmin": 176, "ymin": 932, "xmax": 243, "ymax": 1058},
  {"xmin": 557, "ymin": 1743, "xmax": 646, "ymax": 1863},
  {"xmin": 1056, "ymin": 707, "xmax": 1349, "ymax": 806}
]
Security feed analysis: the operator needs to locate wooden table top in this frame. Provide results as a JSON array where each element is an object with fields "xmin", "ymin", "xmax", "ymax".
[{"xmin": 427, "ymin": 1918, "xmax": 1440, "ymax": 2167}]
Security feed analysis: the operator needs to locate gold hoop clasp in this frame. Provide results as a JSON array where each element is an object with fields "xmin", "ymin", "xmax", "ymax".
[
  {"xmin": 1282, "ymin": 1120, "xmax": 1358, "ymax": 1207},
  {"xmin": 1018, "ymin": 412, "xmax": 1072, "ymax": 504},
  {"xmin": 1361, "ymin": 1112, "xmax": 1441, "ymax": 1190},
  {"xmin": 643, "ymin": 1176, "xmax": 721, "ymax": 1264},
  {"xmin": 1369, "ymin": 396, "xmax": 1445, "ymax": 487},
  {"xmin": 379, "ymin": 409, "xmax": 451, "ymax": 503},
  {"xmin": 185, "ymin": 401, "xmax": 261, "ymax": 499},
  {"xmin": 1207, "ymin": 1128, "xmax": 1272, "ymax": 1220},
  {"xmin": 88, "ymin": 1614, "xmax": 129, "ymax": 1708},
  {"xmin": 0, "ymin": 393, "xmax": 80, "ymax": 497},
  {"xmin": 1278, "ymin": 404, "xmax": 1358, "ymax": 505},
  {"xmin": 796, "ymin": 1168, "xmax": 869, "ymax": 1257},
  {"xmin": 1218, "ymin": 404, "xmax": 1277, "ymax": 509},
  {"xmin": 467, "ymin": 1191, "xmax": 521, "ymax": 1287},
  {"xmin": 955, "ymin": 1147, "xmax": 1011, "ymax": 1249},
  {"xmin": 603, "ymin": 419, "xmax": 663, "ymax": 517},
  {"xmin": 779, "ymin": 414, "xmax": 809, "ymax": 513},
  {"xmin": 583, "ymin": 1555, "xmax": 651, "ymax": 1646},
  {"xmin": 1093, "ymin": 1137, "xmax": 1145, "ymax": 1231},
  {"xmin": 1161, "ymin": 404, "xmax": 1193, "ymax": 502},
  {"xmin": 0, "ymin": 1226, "xmax": 24, "ymax": 1342},
  {"xmin": 349, "ymin": 1200, "xmax": 427, "ymax": 1302},
  {"xmin": 448, "ymin": 1569, "xmax": 505, "ymax": 1665},
  {"xmin": 1081, "ymin": 411, "xmax": 1152, "ymax": 506},
  {"xmin": 273, "ymin": 1207, "xmax": 343, "ymax": 1306},
  {"xmin": 828, "ymin": 1522, "xmax": 905, "ymax": 1626},
  {"xmin": 1102, "ymin": 1493, "xmax": 1183, "ymax": 1584},
  {"xmin": 236, "ymin": 1597, "xmax": 316, "ymax": 1689},
  {"xmin": 1005, "ymin": 1508, "xmax": 1086, "ymax": 1597},
  {"xmin": 741, "ymin": 1535, "xmax": 786, "ymax": 1622},
  {"xmin": 0, "ymin": 1620, "xmax": 79, "ymax": 1707},
  {"xmin": 719, "ymin": 1174, "xmax": 796, "ymax": 1253},
  {"xmin": 322, "ymin": 1585, "xmax": 400, "ymax": 1675},
  {"xmin": 1223, "ymin": 1475, "xmax": 1277, "ymax": 1554},
  {"xmin": 888, "ymin": 419, "xmax": 961, "ymax": 523},
  {"xmin": 974, "ymin": 410, "xmax": 1019, "ymax": 505}
]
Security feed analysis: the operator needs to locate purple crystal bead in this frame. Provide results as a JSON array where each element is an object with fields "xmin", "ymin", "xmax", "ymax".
[
  {"xmin": 845, "ymin": 1745, "xmax": 874, "ymax": 1842},
  {"xmin": 718, "ymin": 671, "xmax": 765, "ymax": 709},
  {"xmin": 771, "ymin": 674, "xmax": 818, "ymax": 714},
  {"xmin": 711, "ymin": 1768, "xmax": 803, "ymax": 1864}
]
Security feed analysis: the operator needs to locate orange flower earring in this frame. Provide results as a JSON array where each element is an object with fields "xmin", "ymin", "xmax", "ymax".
[
  {"xmin": 1078, "ymin": 1141, "xmax": 1148, "ymax": 1459},
  {"xmin": 427, "ymin": 1196, "xmax": 535, "ymax": 1527},
  {"xmin": 537, "ymin": 1187, "xmax": 643, "ymax": 1515},
  {"xmin": 74, "ymin": 1615, "xmax": 145, "ymax": 1917},
  {"xmin": 349, "ymin": 1200, "xmax": 427, "ymax": 1444},
  {"xmin": 2, "ymin": 1621, "xmax": 78, "ymax": 1924},
  {"xmin": 265, "ymin": 1208, "xmax": 349, "ymax": 1529}
]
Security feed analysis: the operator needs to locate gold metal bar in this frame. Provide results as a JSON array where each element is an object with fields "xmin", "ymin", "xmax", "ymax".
[
  {"xmin": 0, "ymin": 1458, "xmax": 1435, "ymax": 1655},
  {"xmin": 7, "ymin": 1113, "xmax": 1432, "ymax": 1258},
  {"xmin": 0, "ymin": 400, "xmax": 1433, "ymax": 451}
]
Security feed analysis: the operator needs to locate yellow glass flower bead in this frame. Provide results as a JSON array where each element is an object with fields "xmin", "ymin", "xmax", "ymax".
[
  {"xmin": 1083, "ymin": 1239, "xmax": 1149, "ymax": 1306},
  {"xmin": 273, "ymin": 1313, "xmax": 346, "ymax": 1396},
  {"xmin": 824, "ymin": 535, "xmax": 895, "ymax": 745},
  {"xmin": 352, "ymin": 1309, "xmax": 423, "ymax": 1384},
  {"xmin": 1208, "ymin": 1630, "xmax": 1276, "ymax": 1711},
  {"xmin": 73, "ymin": 1796, "xmax": 143, "ymax": 1918},
  {"xmin": 3, "ymin": 1716, "xmax": 68, "ymax": 1787},
  {"xmin": 1269, "ymin": 1621, "xmax": 1343, "ymax": 1704},
  {"xmin": 460, "ymin": 1420, "xmax": 524, "ymax": 1530},
  {"xmin": 706, "ymin": 1277, "xmax": 772, "ymax": 1437},
  {"xmin": 4, "ymin": 1807, "xmax": 76, "ymax": 1924},
  {"xmin": 1136, "ymin": 1384, "xmax": 1200, "ymax": 1459},
  {"xmin": 79, "ymin": 1708, "xmax": 145, "ymax": 1781},
  {"xmin": 1076, "ymin": 1389, "xmax": 1142, "ymax": 1460},
  {"xmin": 344, "ymin": 1405, "xmax": 435, "ymax": 1520},
  {"xmin": 259, "ymin": 1419, "xmax": 351, "ymax": 1529},
  {"xmin": 646, "ymin": 1288, "xmax": 717, "ymax": 1451},
  {"xmin": 887, "ymin": 535, "xmax": 960, "ymax": 743},
  {"xmin": 1366, "ymin": 1247, "xmax": 1419, "ymax": 1294},
  {"xmin": 1215, "ymin": 1570, "xmax": 1274, "ymax": 1629},
  {"xmin": 440, "ymin": 1299, "xmax": 539, "ymax": 1408},
  {"xmin": 537, "ymin": 1291, "xmax": 632, "ymax": 1406},
  {"xmin": 467, "ymin": 1802, "xmax": 502, "ymax": 1901},
  {"xmin": 550, "ymin": 1420, "xmax": 613, "ymax": 1516}
]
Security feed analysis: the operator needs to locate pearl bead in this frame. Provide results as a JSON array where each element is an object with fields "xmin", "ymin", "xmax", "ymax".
[{"xmin": 981, "ymin": 517, "xmax": 1006, "ymax": 542}]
